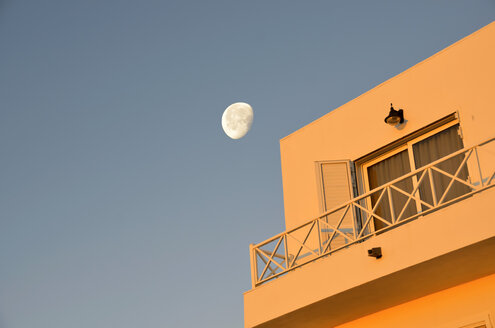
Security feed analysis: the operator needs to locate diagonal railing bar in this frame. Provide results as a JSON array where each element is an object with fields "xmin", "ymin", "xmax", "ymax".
[
  {"xmin": 319, "ymin": 223, "xmax": 353, "ymax": 255},
  {"xmin": 433, "ymin": 149, "xmax": 474, "ymax": 184},
  {"xmin": 370, "ymin": 187, "xmax": 388, "ymax": 214},
  {"xmin": 287, "ymin": 231, "xmax": 318, "ymax": 264},
  {"xmin": 287, "ymin": 221, "xmax": 318, "ymax": 268},
  {"xmin": 436, "ymin": 149, "xmax": 474, "ymax": 205},
  {"xmin": 259, "ymin": 249, "xmax": 286, "ymax": 260},
  {"xmin": 392, "ymin": 169, "xmax": 433, "ymax": 222},
  {"xmin": 353, "ymin": 188, "xmax": 391, "ymax": 238},
  {"xmin": 258, "ymin": 236, "xmax": 284, "ymax": 281},
  {"xmin": 318, "ymin": 219, "xmax": 337, "ymax": 253},
  {"xmin": 390, "ymin": 182, "xmax": 433, "ymax": 212},
  {"xmin": 429, "ymin": 165, "xmax": 476, "ymax": 190},
  {"xmin": 316, "ymin": 219, "xmax": 322, "ymax": 255},
  {"xmin": 319, "ymin": 216, "xmax": 354, "ymax": 242},
  {"xmin": 259, "ymin": 255, "xmax": 279, "ymax": 277},
  {"xmin": 432, "ymin": 163, "xmax": 474, "ymax": 191},
  {"xmin": 427, "ymin": 168, "xmax": 438, "ymax": 206},
  {"xmin": 319, "ymin": 205, "xmax": 352, "ymax": 253},
  {"xmin": 386, "ymin": 187, "xmax": 396, "ymax": 223},
  {"xmin": 251, "ymin": 137, "xmax": 495, "ymax": 286},
  {"xmin": 255, "ymin": 184, "xmax": 495, "ymax": 286},
  {"xmin": 356, "ymin": 203, "xmax": 375, "ymax": 239},
  {"xmin": 353, "ymin": 201, "xmax": 391, "ymax": 230},
  {"xmin": 487, "ymin": 171, "xmax": 495, "ymax": 186},
  {"xmin": 357, "ymin": 190, "xmax": 396, "ymax": 236},
  {"xmin": 474, "ymin": 147, "xmax": 484, "ymax": 187},
  {"xmin": 320, "ymin": 231, "xmax": 336, "ymax": 255},
  {"xmin": 434, "ymin": 164, "xmax": 476, "ymax": 186},
  {"xmin": 319, "ymin": 220, "xmax": 338, "ymax": 255},
  {"xmin": 432, "ymin": 167, "xmax": 476, "ymax": 204},
  {"xmin": 257, "ymin": 241, "xmax": 280, "ymax": 260},
  {"xmin": 256, "ymin": 251, "xmax": 280, "ymax": 278},
  {"xmin": 256, "ymin": 247, "xmax": 289, "ymax": 281},
  {"xmin": 257, "ymin": 245, "xmax": 286, "ymax": 273}
]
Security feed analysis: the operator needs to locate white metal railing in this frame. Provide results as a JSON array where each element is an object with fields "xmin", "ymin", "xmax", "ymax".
[{"xmin": 250, "ymin": 138, "xmax": 495, "ymax": 287}]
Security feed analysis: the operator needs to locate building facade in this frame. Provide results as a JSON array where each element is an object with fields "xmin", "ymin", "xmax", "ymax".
[{"xmin": 244, "ymin": 22, "xmax": 495, "ymax": 328}]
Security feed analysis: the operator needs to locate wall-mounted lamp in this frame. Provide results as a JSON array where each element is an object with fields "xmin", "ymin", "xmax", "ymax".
[
  {"xmin": 384, "ymin": 103, "xmax": 404, "ymax": 126},
  {"xmin": 368, "ymin": 247, "xmax": 382, "ymax": 259}
]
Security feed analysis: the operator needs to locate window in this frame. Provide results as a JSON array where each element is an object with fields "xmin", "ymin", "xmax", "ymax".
[{"xmin": 360, "ymin": 120, "xmax": 471, "ymax": 231}]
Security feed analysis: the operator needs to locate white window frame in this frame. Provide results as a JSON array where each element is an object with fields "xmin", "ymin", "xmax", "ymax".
[{"xmin": 359, "ymin": 119, "xmax": 461, "ymax": 231}]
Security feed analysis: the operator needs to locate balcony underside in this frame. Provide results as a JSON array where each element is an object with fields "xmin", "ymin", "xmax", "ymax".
[
  {"xmin": 244, "ymin": 187, "xmax": 495, "ymax": 328},
  {"xmin": 253, "ymin": 237, "xmax": 495, "ymax": 328}
]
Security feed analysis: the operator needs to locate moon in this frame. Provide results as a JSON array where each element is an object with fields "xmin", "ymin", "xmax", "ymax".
[{"xmin": 221, "ymin": 102, "xmax": 253, "ymax": 139}]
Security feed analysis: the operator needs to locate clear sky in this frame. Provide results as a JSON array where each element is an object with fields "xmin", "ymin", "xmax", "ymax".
[{"xmin": 0, "ymin": 1, "xmax": 494, "ymax": 327}]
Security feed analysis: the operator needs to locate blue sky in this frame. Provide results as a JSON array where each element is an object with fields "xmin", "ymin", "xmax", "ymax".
[{"xmin": 0, "ymin": 1, "xmax": 494, "ymax": 327}]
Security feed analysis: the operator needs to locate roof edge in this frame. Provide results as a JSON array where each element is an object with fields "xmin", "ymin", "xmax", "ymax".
[{"xmin": 280, "ymin": 21, "xmax": 495, "ymax": 144}]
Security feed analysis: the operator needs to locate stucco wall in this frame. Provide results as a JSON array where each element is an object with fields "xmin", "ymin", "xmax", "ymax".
[
  {"xmin": 244, "ymin": 188, "xmax": 495, "ymax": 328},
  {"xmin": 335, "ymin": 273, "xmax": 495, "ymax": 328},
  {"xmin": 280, "ymin": 21, "xmax": 495, "ymax": 229}
]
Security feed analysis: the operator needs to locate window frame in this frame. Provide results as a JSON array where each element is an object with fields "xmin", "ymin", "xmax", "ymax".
[{"xmin": 359, "ymin": 119, "xmax": 461, "ymax": 232}]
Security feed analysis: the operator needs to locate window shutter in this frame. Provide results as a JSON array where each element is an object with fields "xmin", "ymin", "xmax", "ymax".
[
  {"xmin": 318, "ymin": 161, "xmax": 357, "ymax": 250},
  {"xmin": 319, "ymin": 161, "xmax": 355, "ymax": 212}
]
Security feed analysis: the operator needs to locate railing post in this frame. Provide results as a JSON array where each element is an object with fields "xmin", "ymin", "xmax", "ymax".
[
  {"xmin": 248, "ymin": 139, "xmax": 494, "ymax": 287},
  {"xmin": 474, "ymin": 146, "xmax": 484, "ymax": 187},
  {"xmin": 316, "ymin": 219, "xmax": 322, "ymax": 255},
  {"xmin": 428, "ymin": 167, "xmax": 437, "ymax": 206},
  {"xmin": 284, "ymin": 235, "xmax": 289, "ymax": 269},
  {"xmin": 249, "ymin": 244, "xmax": 257, "ymax": 289},
  {"xmin": 386, "ymin": 186, "xmax": 396, "ymax": 224}
]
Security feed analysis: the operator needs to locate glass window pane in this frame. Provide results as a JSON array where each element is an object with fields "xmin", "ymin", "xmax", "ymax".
[
  {"xmin": 367, "ymin": 150, "xmax": 416, "ymax": 230},
  {"xmin": 412, "ymin": 124, "xmax": 471, "ymax": 206}
]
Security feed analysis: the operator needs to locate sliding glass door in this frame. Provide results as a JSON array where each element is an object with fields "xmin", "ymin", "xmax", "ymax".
[
  {"xmin": 362, "ymin": 122, "xmax": 471, "ymax": 232},
  {"xmin": 412, "ymin": 124, "xmax": 471, "ymax": 208},
  {"xmin": 367, "ymin": 149, "xmax": 416, "ymax": 230}
]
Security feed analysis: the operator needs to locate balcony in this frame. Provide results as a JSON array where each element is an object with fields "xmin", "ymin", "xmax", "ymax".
[{"xmin": 249, "ymin": 138, "xmax": 495, "ymax": 289}]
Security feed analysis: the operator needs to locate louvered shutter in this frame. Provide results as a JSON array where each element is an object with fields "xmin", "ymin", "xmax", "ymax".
[
  {"xmin": 318, "ymin": 161, "xmax": 357, "ymax": 250},
  {"xmin": 320, "ymin": 161, "xmax": 355, "ymax": 212}
]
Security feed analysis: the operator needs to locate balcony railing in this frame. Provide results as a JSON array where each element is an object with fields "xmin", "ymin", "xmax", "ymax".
[{"xmin": 250, "ymin": 138, "xmax": 495, "ymax": 288}]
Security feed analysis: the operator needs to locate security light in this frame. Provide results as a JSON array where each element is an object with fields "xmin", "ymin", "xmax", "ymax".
[
  {"xmin": 368, "ymin": 247, "xmax": 382, "ymax": 259},
  {"xmin": 384, "ymin": 104, "xmax": 404, "ymax": 126}
]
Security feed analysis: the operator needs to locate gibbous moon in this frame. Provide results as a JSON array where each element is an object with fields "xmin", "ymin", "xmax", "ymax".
[{"xmin": 222, "ymin": 102, "xmax": 253, "ymax": 139}]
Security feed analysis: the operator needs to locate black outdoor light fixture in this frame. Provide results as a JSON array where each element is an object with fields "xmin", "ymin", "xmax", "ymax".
[
  {"xmin": 368, "ymin": 247, "xmax": 382, "ymax": 259},
  {"xmin": 384, "ymin": 103, "xmax": 404, "ymax": 126}
]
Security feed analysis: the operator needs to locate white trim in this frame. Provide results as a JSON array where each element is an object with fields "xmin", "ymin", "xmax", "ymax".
[
  {"xmin": 315, "ymin": 160, "xmax": 354, "ymax": 213},
  {"xmin": 358, "ymin": 119, "xmax": 460, "ymax": 231}
]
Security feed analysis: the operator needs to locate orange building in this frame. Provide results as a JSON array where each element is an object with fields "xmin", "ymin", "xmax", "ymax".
[{"xmin": 244, "ymin": 22, "xmax": 495, "ymax": 328}]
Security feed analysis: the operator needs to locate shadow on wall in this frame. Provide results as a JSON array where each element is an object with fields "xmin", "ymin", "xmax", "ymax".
[{"xmin": 395, "ymin": 120, "xmax": 408, "ymax": 131}]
